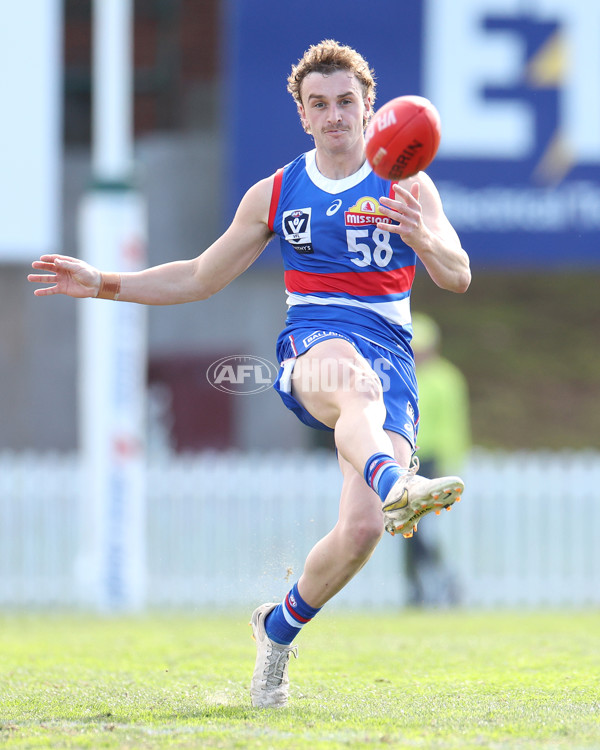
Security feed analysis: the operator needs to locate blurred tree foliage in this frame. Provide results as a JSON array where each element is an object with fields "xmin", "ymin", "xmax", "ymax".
[{"xmin": 412, "ymin": 271, "xmax": 600, "ymax": 450}]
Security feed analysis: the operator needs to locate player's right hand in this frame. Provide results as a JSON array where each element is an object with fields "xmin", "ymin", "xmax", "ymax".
[{"xmin": 28, "ymin": 254, "xmax": 101, "ymax": 298}]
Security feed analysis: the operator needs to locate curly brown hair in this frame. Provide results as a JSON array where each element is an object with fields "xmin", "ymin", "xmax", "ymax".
[{"xmin": 287, "ymin": 39, "xmax": 377, "ymax": 114}]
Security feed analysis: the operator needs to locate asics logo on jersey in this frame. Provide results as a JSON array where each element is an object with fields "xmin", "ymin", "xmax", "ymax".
[{"xmin": 326, "ymin": 199, "xmax": 343, "ymax": 216}]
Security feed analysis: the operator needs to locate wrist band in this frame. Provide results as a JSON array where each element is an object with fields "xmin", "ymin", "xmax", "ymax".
[{"xmin": 96, "ymin": 272, "xmax": 121, "ymax": 300}]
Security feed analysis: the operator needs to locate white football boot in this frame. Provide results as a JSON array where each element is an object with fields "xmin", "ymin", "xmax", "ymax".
[
  {"xmin": 250, "ymin": 603, "xmax": 298, "ymax": 708},
  {"xmin": 382, "ymin": 458, "xmax": 464, "ymax": 538}
]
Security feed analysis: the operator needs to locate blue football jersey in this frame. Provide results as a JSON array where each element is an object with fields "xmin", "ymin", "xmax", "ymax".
[{"xmin": 268, "ymin": 149, "xmax": 417, "ymax": 338}]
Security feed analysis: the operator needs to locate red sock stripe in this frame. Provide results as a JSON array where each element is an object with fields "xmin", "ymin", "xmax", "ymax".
[
  {"xmin": 369, "ymin": 459, "xmax": 395, "ymax": 489},
  {"xmin": 285, "ymin": 593, "xmax": 311, "ymax": 624}
]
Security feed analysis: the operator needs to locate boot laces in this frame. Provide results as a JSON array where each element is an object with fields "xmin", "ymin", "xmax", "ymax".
[
  {"xmin": 263, "ymin": 643, "xmax": 298, "ymax": 687},
  {"xmin": 407, "ymin": 455, "xmax": 420, "ymax": 479}
]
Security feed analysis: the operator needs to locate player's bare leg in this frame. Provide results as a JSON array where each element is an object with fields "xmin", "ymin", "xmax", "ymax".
[
  {"xmin": 297, "ymin": 432, "xmax": 410, "ymax": 607},
  {"xmin": 250, "ymin": 343, "xmax": 405, "ymax": 707},
  {"xmin": 291, "ymin": 338, "xmax": 399, "ymax": 471},
  {"xmin": 250, "ymin": 339, "xmax": 463, "ymax": 707},
  {"xmin": 250, "ymin": 434, "xmax": 408, "ymax": 708},
  {"xmin": 293, "ymin": 338, "xmax": 463, "ymax": 539}
]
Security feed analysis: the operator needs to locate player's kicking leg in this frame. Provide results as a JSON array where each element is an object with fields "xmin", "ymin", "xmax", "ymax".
[{"xmin": 249, "ymin": 456, "xmax": 385, "ymax": 708}]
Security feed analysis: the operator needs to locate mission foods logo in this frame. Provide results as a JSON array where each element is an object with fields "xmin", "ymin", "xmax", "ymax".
[
  {"xmin": 344, "ymin": 196, "xmax": 393, "ymax": 226},
  {"xmin": 207, "ymin": 355, "xmax": 278, "ymax": 394}
]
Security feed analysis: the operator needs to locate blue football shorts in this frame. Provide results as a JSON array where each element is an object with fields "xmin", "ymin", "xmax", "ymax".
[{"xmin": 273, "ymin": 326, "xmax": 419, "ymax": 449}]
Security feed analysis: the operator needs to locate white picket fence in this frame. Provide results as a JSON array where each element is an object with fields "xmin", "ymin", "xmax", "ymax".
[{"xmin": 0, "ymin": 449, "xmax": 599, "ymax": 609}]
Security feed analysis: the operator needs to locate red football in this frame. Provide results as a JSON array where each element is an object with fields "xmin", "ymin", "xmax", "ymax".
[{"xmin": 365, "ymin": 95, "xmax": 441, "ymax": 180}]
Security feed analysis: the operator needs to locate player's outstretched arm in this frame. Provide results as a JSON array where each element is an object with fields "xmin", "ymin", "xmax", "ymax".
[{"xmin": 28, "ymin": 176, "xmax": 275, "ymax": 304}]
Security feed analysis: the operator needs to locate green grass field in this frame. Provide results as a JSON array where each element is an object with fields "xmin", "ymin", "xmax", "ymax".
[{"xmin": 1, "ymin": 610, "xmax": 599, "ymax": 749}]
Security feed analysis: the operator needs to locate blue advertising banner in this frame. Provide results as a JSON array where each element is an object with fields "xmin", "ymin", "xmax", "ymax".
[{"xmin": 224, "ymin": 0, "xmax": 600, "ymax": 269}]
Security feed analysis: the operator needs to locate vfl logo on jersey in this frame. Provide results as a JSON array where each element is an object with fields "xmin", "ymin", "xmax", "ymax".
[
  {"xmin": 282, "ymin": 208, "xmax": 313, "ymax": 254},
  {"xmin": 345, "ymin": 196, "xmax": 393, "ymax": 226}
]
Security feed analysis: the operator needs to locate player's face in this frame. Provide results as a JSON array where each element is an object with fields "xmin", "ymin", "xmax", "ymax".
[{"xmin": 298, "ymin": 70, "xmax": 371, "ymax": 157}]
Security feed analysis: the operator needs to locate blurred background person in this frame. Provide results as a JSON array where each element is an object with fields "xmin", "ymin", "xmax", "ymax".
[{"xmin": 404, "ymin": 312, "xmax": 471, "ymax": 606}]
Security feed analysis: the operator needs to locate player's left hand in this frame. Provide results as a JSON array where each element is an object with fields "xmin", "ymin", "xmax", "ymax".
[{"xmin": 377, "ymin": 182, "xmax": 425, "ymax": 242}]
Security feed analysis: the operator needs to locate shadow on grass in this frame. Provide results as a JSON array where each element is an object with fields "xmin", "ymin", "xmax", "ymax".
[{"xmin": 59, "ymin": 697, "xmax": 338, "ymax": 728}]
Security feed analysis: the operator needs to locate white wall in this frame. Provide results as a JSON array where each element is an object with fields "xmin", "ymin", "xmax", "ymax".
[{"xmin": 0, "ymin": 1, "xmax": 62, "ymax": 260}]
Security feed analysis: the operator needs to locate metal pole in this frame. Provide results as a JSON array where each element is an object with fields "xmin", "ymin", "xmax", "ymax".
[
  {"xmin": 77, "ymin": 0, "xmax": 148, "ymax": 611},
  {"xmin": 92, "ymin": 0, "xmax": 133, "ymax": 182}
]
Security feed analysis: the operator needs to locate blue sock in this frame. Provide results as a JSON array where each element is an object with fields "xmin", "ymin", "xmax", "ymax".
[
  {"xmin": 265, "ymin": 582, "xmax": 321, "ymax": 645},
  {"xmin": 364, "ymin": 452, "xmax": 407, "ymax": 502}
]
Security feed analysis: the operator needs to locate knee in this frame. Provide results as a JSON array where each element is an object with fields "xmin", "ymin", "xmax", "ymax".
[{"xmin": 342, "ymin": 512, "xmax": 384, "ymax": 561}]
